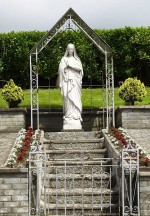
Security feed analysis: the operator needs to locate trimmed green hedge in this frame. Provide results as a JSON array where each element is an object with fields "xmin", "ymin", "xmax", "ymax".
[{"xmin": 0, "ymin": 27, "xmax": 150, "ymax": 88}]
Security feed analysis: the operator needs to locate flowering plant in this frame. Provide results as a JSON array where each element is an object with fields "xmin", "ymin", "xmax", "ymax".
[
  {"xmin": 108, "ymin": 127, "xmax": 150, "ymax": 166},
  {"xmin": 16, "ymin": 127, "xmax": 33, "ymax": 163},
  {"xmin": 4, "ymin": 127, "xmax": 36, "ymax": 167}
]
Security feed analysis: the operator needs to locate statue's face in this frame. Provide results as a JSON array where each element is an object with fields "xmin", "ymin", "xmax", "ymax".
[{"xmin": 68, "ymin": 45, "xmax": 74, "ymax": 56}]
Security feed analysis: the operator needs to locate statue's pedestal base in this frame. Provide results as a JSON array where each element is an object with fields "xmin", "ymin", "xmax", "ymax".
[{"xmin": 63, "ymin": 119, "xmax": 82, "ymax": 130}]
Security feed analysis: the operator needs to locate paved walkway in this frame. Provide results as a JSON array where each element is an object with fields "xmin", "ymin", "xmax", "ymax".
[
  {"xmin": 0, "ymin": 133, "xmax": 17, "ymax": 167},
  {"xmin": 127, "ymin": 129, "xmax": 150, "ymax": 156}
]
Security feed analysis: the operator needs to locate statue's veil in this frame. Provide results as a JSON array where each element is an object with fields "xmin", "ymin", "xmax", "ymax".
[{"xmin": 64, "ymin": 44, "xmax": 81, "ymax": 62}]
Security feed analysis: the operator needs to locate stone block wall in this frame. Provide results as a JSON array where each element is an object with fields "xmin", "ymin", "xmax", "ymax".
[
  {"xmin": 115, "ymin": 106, "xmax": 150, "ymax": 129},
  {"xmin": 26, "ymin": 109, "xmax": 105, "ymax": 131},
  {"xmin": 139, "ymin": 169, "xmax": 150, "ymax": 216},
  {"xmin": 0, "ymin": 108, "xmax": 27, "ymax": 132},
  {"xmin": 0, "ymin": 168, "xmax": 29, "ymax": 215}
]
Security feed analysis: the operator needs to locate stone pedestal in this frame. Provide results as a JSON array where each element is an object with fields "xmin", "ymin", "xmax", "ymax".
[{"xmin": 63, "ymin": 119, "xmax": 82, "ymax": 130}]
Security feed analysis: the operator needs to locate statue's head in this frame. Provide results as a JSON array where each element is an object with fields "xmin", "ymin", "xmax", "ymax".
[
  {"xmin": 64, "ymin": 43, "xmax": 80, "ymax": 61},
  {"xmin": 67, "ymin": 43, "xmax": 75, "ymax": 57}
]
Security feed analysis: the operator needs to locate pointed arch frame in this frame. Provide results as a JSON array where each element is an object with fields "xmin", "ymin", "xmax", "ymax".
[{"xmin": 29, "ymin": 8, "xmax": 115, "ymax": 130}]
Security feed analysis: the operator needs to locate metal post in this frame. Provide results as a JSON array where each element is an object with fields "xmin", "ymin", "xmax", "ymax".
[
  {"xmin": 30, "ymin": 54, "xmax": 33, "ymax": 128},
  {"xmin": 36, "ymin": 48, "xmax": 39, "ymax": 130},
  {"xmin": 105, "ymin": 52, "xmax": 109, "ymax": 131},
  {"xmin": 111, "ymin": 55, "xmax": 115, "ymax": 127}
]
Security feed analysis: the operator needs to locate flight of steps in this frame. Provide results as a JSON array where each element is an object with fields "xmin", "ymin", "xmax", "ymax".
[{"xmin": 40, "ymin": 131, "xmax": 119, "ymax": 216}]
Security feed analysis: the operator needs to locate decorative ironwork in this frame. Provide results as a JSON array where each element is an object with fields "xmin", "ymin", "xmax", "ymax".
[
  {"xmin": 29, "ymin": 149, "xmax": 120, "ymax": 215},
  {"xmin": 29, "ymin": 8, "xmax": 114, "ymax": 129},
  {"xmin": 121, "ymin": 141, "xmax": 140, "ymax": 216}
]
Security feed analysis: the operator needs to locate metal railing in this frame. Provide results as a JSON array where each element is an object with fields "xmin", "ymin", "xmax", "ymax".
[
  {"xmin": 29, "ymin": 142, "xmax": 140, "ymax": 216},
  {"xmin": 29, "ymin": 149, "xmax": 120, "ymax": 215},
  {"xmin": 121, "ymin": 143, "xmax": 140, "ymax": 216}
]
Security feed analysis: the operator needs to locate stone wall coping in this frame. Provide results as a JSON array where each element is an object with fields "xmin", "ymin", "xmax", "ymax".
[
  {"xmin": 116, "ymin": 105, "xmax": 150, "ymax": 112},
  {"xmin": 102, "ymin": 129, "xmax": 120, "ymax": 158},
  {"xmin": 0, "ymin": 168, "xmax": 28, "ymax": 173},
  {"xmin": 0, "ymin": 108, "xmax": 27, "ymax": 113}
]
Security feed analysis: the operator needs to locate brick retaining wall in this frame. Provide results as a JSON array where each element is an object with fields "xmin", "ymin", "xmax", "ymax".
[{"xmin": 0, "ymin": 168, "xmax": 28, "ymax": 215}]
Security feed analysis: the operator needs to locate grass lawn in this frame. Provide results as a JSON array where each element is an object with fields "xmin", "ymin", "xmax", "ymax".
[{"xmin": 0, "ymin": 88, "xmax": 150, "ymax": 109}]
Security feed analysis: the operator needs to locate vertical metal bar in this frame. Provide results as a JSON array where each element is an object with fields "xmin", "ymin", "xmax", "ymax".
[
  {"xmin": 82, "ymin": 161, "xmax": 84, "ymax": 215},
  {"xmin": 102, "ymin": 65, "xmax": 105, "ymax": 129},
  {"xmin": 100, "ymin": 160, "xmax": 103, "ymax": 212},
  {"xmin": 73, "ymin": 166, "xmax": 75, "ymax": 215},
  {"xmin": 137, "ymin": 149, "xmax": 140, "ymax": 215},
  {"xmin": 122, "ymin": 151, "xmax": 125, "ymax": 216},
  {"xmin": 129, "ymin": 156, "xmax": 132, "ymax": 213},
  {"xmin": 92, "ymin": 167, "xmax": 94, "ymax": 213},
  {"xmin": 111, "ymin": 55, "xmax": 115, "ymax": 127},
  {"xmin": 105, "ymin": 52, "xmax": 109, "ymax": 131},
  {"xmin": 64, "ymin": 161, "xmax": 67, "ymax": 216},
  {"xmin": 36, "ymin": 160, "xmax": 40, "ymax": 215},
  {"xmin": 109, "ymin": 166, "xmax": 112, "ymax": 213},
  {"xmin": 30, "ymin": 54, "xmax": 33, "ymax": 128},
  {"xmin": 36, "ymin": 48, "xmax": 39, "ymax": 130},
  {"xmin": 28, "ymin": 154, "xmax": 31, "ymax": 216},
  {"xmin": 44, "ymin": 154, "xmax": 47, "ymax": 215},
  {"xmin": 56, "ymin": 167, "xmax": 58, "ymax": 215},
  {"xmin": 44, "ymin": 165, "xmax": 50, "ymax": 213},
  {"xmin": 47, "ymin": 164, "xmax": 50, "ymax": 215}
]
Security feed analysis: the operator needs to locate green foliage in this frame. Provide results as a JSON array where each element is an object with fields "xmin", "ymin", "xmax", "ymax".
[
  {"xmin": 95, "ymin": 27, "xmax": 150, "ymax": 85},
  {"xmin": 0, "ymin": 27, "xmax": 150, "ymax": 88},
  {"xmin": 2, "ymin": 79, "xmax": 24, "ymax": 107},
  {"xmin": 118, "ymin": 77, "xmax": 147, "ymax": 105}
]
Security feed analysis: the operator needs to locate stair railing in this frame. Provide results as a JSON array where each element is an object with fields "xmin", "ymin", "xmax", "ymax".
[{"xmin": 121, "ymin": 140, "xmax": 140, "ymax": 216}]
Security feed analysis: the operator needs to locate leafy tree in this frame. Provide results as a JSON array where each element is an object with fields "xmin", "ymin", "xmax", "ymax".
[{"xmin": 118, "ymin": 77, "xmax": 147, "ymax": 105}]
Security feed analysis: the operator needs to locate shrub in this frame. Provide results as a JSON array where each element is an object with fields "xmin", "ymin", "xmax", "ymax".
[
  {"xmin": 118, "ymin": 77, "xmax": 147, "ymax": 105},
  {"xmin": 2, "ymin": 79, "xmax": 24, "ymax": 108}
]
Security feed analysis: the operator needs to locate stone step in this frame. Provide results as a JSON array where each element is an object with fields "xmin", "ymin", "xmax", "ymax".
[
  {"xmin": 41, "ymin": 187, "xmax": 115, "ymax": 195},
  {"xmin": 45, "ymin": 149, "xmax": 107, "ymax": 160},
  {"xmin": 43, "ymin": 139, "xmax": 104, "ymax": 150},
  {"xmin": 43, "ymin": 179, "xmax": 110, "ymax": 189},
  {"xmin": 44, "ymin": 159, "xmax": 111, "ymax": 165},
  {"xmin": 42, "ymin": 214, "xmax": 119, "ymax": 216},
  {"xmin": 44, "ymin": 138, "xmax": 104, "ymax": 144},
  {"xmin": 40, "ymin": 193, "xmax": 118, "ymax": 205},
  {"xmin": 40, "ymin": 200, "xmax": 118, "ymax": 208},
  {"xmin": 41, "ymin": 162, "xmax": 111, "ymax": 175},
  {"xmin": 43, "ymin": 173, "xmax": 110, "ymax": 179},
  {"xmin": 44, "ymin": 131, "xmax": 102, "ymax": 141}
]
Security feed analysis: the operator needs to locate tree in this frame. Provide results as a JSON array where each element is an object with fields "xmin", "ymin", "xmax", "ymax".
[{"xmin": 118, "ymin": 77, "xmax": 147, "ymax": 105}]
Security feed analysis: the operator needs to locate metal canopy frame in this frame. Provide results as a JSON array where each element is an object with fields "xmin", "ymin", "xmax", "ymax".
[{"xmin": 29, "ymin": 7, "xmax": 115, "ymax": 130}]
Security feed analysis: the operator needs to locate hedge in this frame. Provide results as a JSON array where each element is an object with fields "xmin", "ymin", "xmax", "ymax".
[{"xmin": 0, "ymin": 27, "xmax": 150, "ymax": 88}]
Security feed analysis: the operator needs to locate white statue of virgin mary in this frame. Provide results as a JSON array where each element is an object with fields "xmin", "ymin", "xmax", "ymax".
[{"xmin": 58, "ymin": 44, "xmax": 83, "ymax": 130}]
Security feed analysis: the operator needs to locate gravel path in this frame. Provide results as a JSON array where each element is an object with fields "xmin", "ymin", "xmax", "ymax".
[
  {"xmin": 126, "ymin": 129, "xmax": 150, "ymax": 156},
  {"xmin": 0, "ymin": 133, "xmax": 17, "ymax": 167}
]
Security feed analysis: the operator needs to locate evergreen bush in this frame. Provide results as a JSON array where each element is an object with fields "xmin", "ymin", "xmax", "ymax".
[
  {"xmin": 2, "ymin": 79, "xmax": 24, "ymax": 108},
  {"xmin": 118, "ymin": 77, "xmax": 147, "ymax": 105}
]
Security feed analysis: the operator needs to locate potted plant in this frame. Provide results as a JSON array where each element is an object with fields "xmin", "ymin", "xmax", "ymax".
[{"xmin": 2, "ymin": 79, "xmax": 24, "ymax": 108}]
